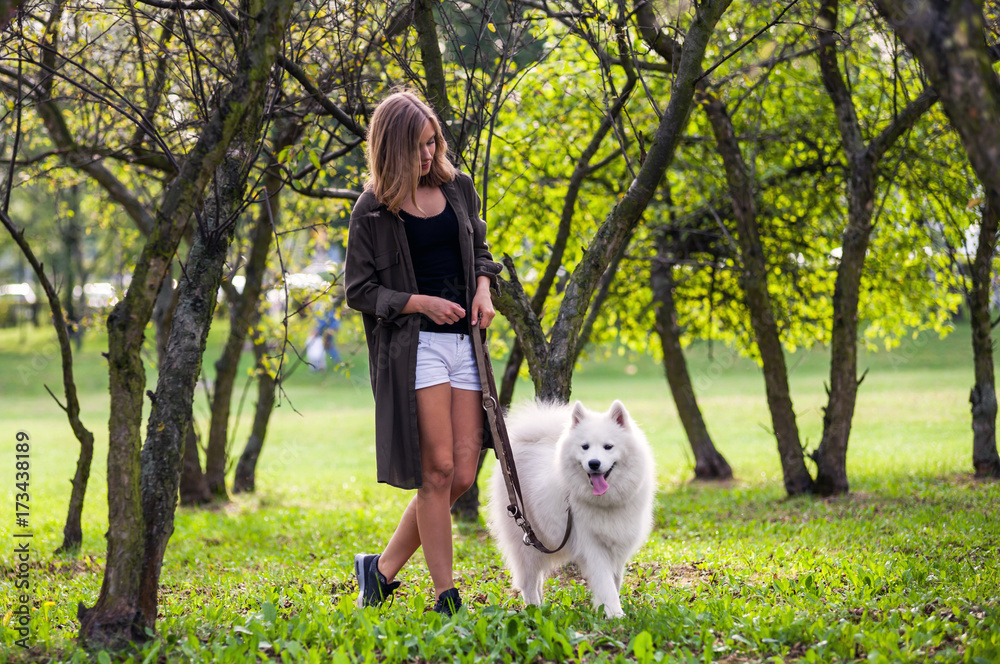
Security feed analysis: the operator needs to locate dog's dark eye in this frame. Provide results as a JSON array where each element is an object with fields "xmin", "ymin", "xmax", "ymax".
[
  {"xmin": 582, "ymin": 444, "xmax": 589, "ymax": 450},
  {"xmin": 604, "ymin": 444, "xmax": 613, "ymax": 450}
]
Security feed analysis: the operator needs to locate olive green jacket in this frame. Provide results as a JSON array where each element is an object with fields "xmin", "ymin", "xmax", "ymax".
[{"xmin": 344, "ymin": 171, "xmax": 502, "ymax": 489}]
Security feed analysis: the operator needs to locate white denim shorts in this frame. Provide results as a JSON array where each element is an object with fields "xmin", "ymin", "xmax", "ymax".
[{"xmin": 414, "ymin": 331, "xmax": 481, "ymax": 391}]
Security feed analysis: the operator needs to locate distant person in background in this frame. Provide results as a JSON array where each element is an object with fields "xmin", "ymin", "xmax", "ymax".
[
  {"xmin": 304, "ymin": 310, "xmax": 327, "ymax": 372},
  {"xmin": 317, "ymin": 307, "xmax": 342, "ymax": 366},
  {"xmin": 344, "ymin": 90, "xmax": 501, "ymax": 616}
]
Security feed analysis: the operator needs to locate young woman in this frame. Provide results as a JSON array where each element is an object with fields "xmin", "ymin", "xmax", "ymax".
[{"xmin": 344, "ymin": 91, "xmax": 501, "ymax": 616}]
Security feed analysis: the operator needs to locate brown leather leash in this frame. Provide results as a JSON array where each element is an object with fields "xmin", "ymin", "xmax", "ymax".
[{"xmin": 471, "ymin": 324, "xmax": 572, "ymax": 554}]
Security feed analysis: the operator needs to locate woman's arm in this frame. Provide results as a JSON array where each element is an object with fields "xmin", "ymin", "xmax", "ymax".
[
  {"xmin": 471, "ymin": 275, "xmax": 495, "ymax": 328},
  {"xmin": 401, "ymin": 293, "xmax": 466, "ymax": 325},
  {"xmin": 344, "ymin": 208, "xmax": 411, "ymax": 322}
]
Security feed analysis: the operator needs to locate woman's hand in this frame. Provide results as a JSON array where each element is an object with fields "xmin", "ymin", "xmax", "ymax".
[
  {"xmin": 405, "ymin": 294, "xmax": 465, "ymax": 325},
  {"xmin": 471, "ymin": 277, "xmax": 495, "ymax": 328}
]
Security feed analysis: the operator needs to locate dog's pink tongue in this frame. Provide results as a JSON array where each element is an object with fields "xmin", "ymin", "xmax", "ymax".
[{"xmin": 589, "ymin": 473, "xmax": 609, "ymax": 496}]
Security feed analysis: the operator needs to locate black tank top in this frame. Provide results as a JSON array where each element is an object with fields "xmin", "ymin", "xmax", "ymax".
[{"xmin": 400, "ymin": 200, "xmax": 468, "ymax": 334}]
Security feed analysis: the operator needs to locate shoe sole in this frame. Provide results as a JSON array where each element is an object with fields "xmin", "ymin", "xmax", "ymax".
[{"xmin": 354, "ymin": 553, "xmax": 367, "ymax": 608}]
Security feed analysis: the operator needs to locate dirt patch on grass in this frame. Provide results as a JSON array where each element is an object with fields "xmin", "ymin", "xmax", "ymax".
[{"xmin": 0, "ymin": 557, "xmax": 97, "ymax": 579}]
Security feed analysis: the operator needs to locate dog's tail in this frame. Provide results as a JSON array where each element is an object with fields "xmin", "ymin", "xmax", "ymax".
[{"xmin": 504, "ymin": 399, "xmax": 571, "ymax": 446}]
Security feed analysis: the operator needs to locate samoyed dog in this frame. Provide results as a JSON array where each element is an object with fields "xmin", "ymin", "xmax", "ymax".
[{"xmin": 487, "ymin": 400, "xmax": 655, "ymax": 618}]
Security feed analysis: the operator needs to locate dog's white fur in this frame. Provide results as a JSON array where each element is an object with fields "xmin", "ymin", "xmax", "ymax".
[{"xmin": 487, "ymin": 400, "xmax": 655, "ymax": 618}]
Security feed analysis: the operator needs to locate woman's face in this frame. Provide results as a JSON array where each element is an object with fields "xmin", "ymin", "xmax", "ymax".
[{"xmin": 418, "ymin": 121, "xmax": 436, "ymax": 175}]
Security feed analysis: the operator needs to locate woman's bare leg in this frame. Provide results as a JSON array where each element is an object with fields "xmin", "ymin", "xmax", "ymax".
[{"xmin": 377, "ymin": 385, "xmax": 484, "ymax": 594}]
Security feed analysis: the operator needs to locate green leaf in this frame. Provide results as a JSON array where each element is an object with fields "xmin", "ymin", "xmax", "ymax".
[{"xmin": 631, "ymin": 630, "xmax": 654, "ymax": 664}]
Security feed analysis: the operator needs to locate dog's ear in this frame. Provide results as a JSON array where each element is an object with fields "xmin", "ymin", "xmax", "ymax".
[
  {"xmin": 571, "ymin": 401, "xmax": 587, "ymax": 427},
  {"xmin": 609, "ymin": 400, "xmax": 630, "ymax": 429}
]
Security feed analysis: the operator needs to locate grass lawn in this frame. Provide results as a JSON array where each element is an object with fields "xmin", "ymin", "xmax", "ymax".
[{"xmin": 0, "ymin": 318, "xmax": 998, "ymax": 663}]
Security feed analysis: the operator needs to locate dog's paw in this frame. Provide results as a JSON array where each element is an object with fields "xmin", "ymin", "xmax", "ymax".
[{"xmin": 598, "ymin": 601, "xmax": 624, "ymax": 619}]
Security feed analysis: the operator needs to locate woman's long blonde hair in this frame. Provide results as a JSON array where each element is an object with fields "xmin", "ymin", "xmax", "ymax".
[{"xmin": 365, "ymin": 91, "xmax": 454, "ymax": 214}]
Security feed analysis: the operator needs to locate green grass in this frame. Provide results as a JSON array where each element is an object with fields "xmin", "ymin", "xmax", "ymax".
[{"xmin": 0, "ymin": 318, "xmax": 998, "ymax": 662}]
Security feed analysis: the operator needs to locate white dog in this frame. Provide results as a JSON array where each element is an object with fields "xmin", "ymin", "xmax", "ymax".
[{"xmin": 487, "ymin": 400, "xmax": 655, "ymax": 618}]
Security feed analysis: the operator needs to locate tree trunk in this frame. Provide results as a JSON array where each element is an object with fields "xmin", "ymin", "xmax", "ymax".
[
  {"xmin": 812, "ymin": 169, "xmax": 873, "ymax": 496},
  {"xmin": 78, "ymin": 0, "xmax": 295, "ymax": 645},
  {"xmin": 698, "ymin": 90, "xmax": 809, "ymax": 493},
  {"xmin": 871, "ymin": 0, "xmax": 1000, "ymax": 207},
  {"xmin": 59, "ymin": 186, "xmax": 81, "ymax": 343},
  {"xmin": 233, "ymin": 335, "xmax": 278, "ymax": 493},
  {"xmin": 651, "ymin": 232, "xmax": 732, "ymax": 480},
  {"xmin": 970, "ymin": 201, "xmax": 1000, "ymax": 477},
  {"xmin": 152, "ymin": 267, "xmax": 178, "ymax": 368},
  {"xmin": 175, "ymin": 308, "xmax": 213, "ymax": 504},
  {"xmin": 204, "ymin": 121, "xmax": 299, "ymax": 498},
  {"xmin": 137, "ymin": 146, "xmax": 247, "ymax": 630},
  {"xmin": 812, "ymin": 0, "xmax": 937, "ymax": 496},
  {"xmin": 414, "ymin": 0, "xmax": 457, "ymax": 149},
  {"xmin": 451, "ymin": 453, "xmax": 485, "ymax": 522},
  {"xmin": 871, "ymin": 0, "xmax": 1000, "ymax": 479},
  {"xmin": 78, "ymin": 275, "xmax": 147, "ymax": 647},
  {"xmin": 58, "ymin": 430, "xmax": 94, "ymax": 552},
  {"xmin": 179, "ymin": 423, "xmax": 212, "ymax": 506},
  {"xmin": 136, "ymin": 0, "xmax": 283, "ymax": 623},
  {"xmin": 498, "ymin": 343, "xmax": 523, "ymax": 409}
]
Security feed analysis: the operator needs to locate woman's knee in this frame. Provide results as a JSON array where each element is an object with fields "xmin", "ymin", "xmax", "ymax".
[
  {"xmin": 422, "ymin": 463, "xmax": 455, "ymax": 493},
  {"xmin": 450, "ymin": 469, "xmax": 476, "ymax": 500}
]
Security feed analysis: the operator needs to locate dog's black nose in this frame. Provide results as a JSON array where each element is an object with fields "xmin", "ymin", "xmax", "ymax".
[{"xmin": 588, "ymin": 459, "xmax": 601, "ymax": 471}]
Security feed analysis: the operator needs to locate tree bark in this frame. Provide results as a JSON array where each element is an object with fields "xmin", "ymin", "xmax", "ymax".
[
  {"xmin": 698, "ymin": 89, "xmax": 809, "ymax": 492},
  {"xmin": 651, "ymin": 230, "xmax": 732, "ymax": 480},
  {"xmin": 58, "ymin": 186, "xmax": 83, "ymax": 346},
  {"xmin": 871, "ymin": 0, "xmax": 1000, "ymax": 479},
  {"xmin": 78, "ymin": 0, "xmax": 295, "ymax": 645},
  {"xmin": 498, "ymin": 344, "xmax": 523, "ymax": 409},
  {"xmin": 232, "ymin": 333, "xmax": 278, "ymax": 493},
  {"xmin": 812, "ymin": 0, "xmax": 937, "ymax": 496},
  {"xmin": 179, "ymin": 423, "xmax": 212, "ymax": 506},
  {"xmin": 204, "ymin": 121, "xmax": 300, "ymax": 498},
  {"xmin": 165, "ymin": 269, "xmax": 212, "ymax": 507},
  {"xmin": 970, "ymin": 201, "xmax": 1000, "ymax": 477},
  {"xmin": 58, "ymin": 427, "xmax": 94, "ymax": 553},
  {"xmin": 414, "ymin": 0, "xmax": 457, "ymax": 149},
  {"xmin": 137, "ymin": 141, "xmax": 250, "ymax": 630}
]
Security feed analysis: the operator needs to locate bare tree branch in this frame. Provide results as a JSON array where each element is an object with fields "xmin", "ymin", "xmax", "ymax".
[{"xmin": 277, "ymin": 54, "xmax": 365, "ymax": 138}]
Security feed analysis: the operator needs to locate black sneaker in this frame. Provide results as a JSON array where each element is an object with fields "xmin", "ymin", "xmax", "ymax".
[
  {"xmin": 354, "ymin": 553, "xmax": 400, "ymax": 608},
  {"xmin": 432, "ymin": 588, "xmax": 462, "ymax": 617}
]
